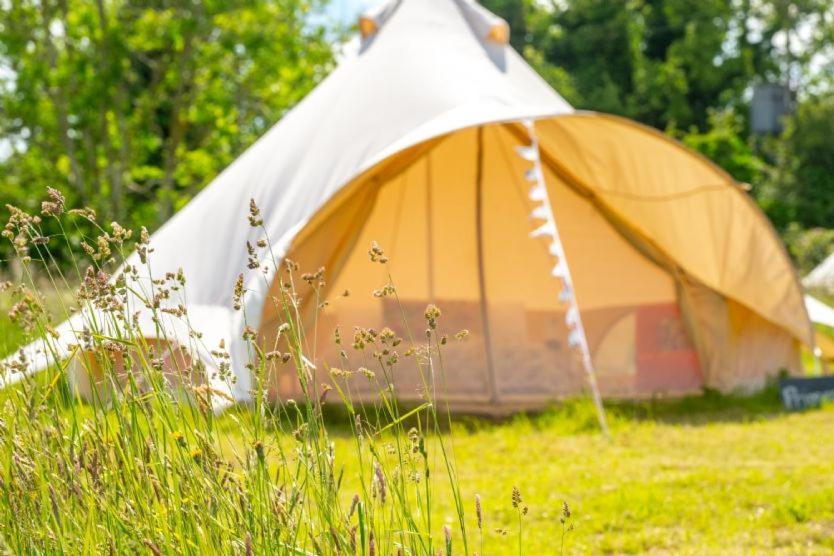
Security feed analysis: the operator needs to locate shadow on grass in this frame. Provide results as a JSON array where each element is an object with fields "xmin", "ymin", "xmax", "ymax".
[
  {"xmin": 501, "ymin": 383, "xmax": 795, "ymax": 436},
  {"xmin": 258, "ymin": 381, "xmax": 796, "ymax": 439}
]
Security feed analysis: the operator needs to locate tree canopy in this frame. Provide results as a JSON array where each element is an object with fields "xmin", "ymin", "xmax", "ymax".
[{"xmin": 0, "ymin": 0, "xmax": 334, "ymax": 242}]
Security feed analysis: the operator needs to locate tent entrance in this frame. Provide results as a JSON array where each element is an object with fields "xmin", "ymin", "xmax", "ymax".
[{"xmin": 263, "ymin": 123, "xmax": 705, "ymax": 407}]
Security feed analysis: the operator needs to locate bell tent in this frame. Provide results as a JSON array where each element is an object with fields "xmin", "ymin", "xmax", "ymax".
[{"xmin": 2, "ymin": 0, "xmax": 812, "ymax": 411}]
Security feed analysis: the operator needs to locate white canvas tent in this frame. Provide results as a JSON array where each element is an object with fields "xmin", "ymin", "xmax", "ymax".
[
  {"xmin": 804, "ymin": 253, "xmax": 834, "ymax": 293},
  {"xmin": 2, "ymin": 0, "xmax": 813, "ymax": 411}
]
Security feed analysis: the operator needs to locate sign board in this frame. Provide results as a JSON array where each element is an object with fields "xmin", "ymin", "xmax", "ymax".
[
  {"xmin": 750, "ymin": 83, "xmax": 794, "ymax": 135},
  {"xmin": 779, "ymin": 376, "xmax": 834, "ymax": 410}
]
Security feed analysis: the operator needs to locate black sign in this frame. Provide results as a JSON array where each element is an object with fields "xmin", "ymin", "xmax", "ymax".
[{"xmin": 780, "ymin": 376, "xmax": 834, "ymax": 410}]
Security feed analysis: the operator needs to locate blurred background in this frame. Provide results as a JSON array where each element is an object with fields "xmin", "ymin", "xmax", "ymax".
[{"xmin": 1, "ymin": 0, "xmax": 832, "ymax": 277}]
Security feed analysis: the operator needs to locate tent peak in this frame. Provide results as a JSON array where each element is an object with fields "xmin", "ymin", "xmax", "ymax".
[{"xmin": 359, "ymin": 0, "xmax": 510, "ymax": 46}]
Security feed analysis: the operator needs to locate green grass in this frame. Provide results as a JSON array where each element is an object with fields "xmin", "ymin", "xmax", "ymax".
[
  {"xmin": 4, "ymin": 292, "xmax": 834, "ymax": 554},
  {"xmin": 4, "ymin": 196, "xmax": 834, "ymax": 554},
  {"xmin": 288, "ymin": 390, "xmax": 834, "ymax": 555},
  {"xmin": 5, "ymin": 369, "xmax": 833, "ymax": 554}
]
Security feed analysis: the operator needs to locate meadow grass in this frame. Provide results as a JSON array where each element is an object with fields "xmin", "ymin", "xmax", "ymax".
[{"xmin": 2, "ymin": 191, "xmax": 833, "ymax": 554}]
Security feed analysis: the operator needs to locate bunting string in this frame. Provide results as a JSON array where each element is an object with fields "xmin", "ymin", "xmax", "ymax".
[{"xmin": 515, "ymin": 119, "xmax": 610, "ymax": 437}]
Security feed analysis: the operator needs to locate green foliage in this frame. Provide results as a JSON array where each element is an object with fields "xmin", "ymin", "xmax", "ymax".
[
  {"xmin": 783, "ymin": 223, "xmax": 834, "ymax": 275},
  {"xmin": 680, "ymin": 109, "xmax": 765, "ymax": 186},
  {"xmin": 768, "ymin": 95, "xmax": 834, "ymax": 230},
  {"xmin": 0, "ymin": 0, "xmax": 334, "ymax": 268}
]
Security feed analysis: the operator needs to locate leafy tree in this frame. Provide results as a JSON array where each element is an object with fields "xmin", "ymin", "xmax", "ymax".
[
  {"xmin": 0, "ymin": 0, "xmax": 334, "ymax": 268},
  {"xmin": 680, "ymin": 109, "xmax": 765, "ymax": 187}
]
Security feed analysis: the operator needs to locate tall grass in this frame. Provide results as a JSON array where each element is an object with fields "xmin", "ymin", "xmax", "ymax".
[{"xmin": 0, "ymin": 189, "xmax": 560, "ymax": 554}]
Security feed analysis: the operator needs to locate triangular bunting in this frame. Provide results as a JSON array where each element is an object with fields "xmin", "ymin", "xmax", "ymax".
[
  {"xmin": 515, "ymin": 144, "xmax": 539, "ymax": 162},
  {"xmin": 531, "ymin": 204, "xmax": 549, "ymax": 221},
  {"xmin": 530, "ymin": 221, "xmax": 556, "ymax": 239},
  {"xmin": 529, "ymin": 183, "xmax": 547, "ymax": 202},
  {"xmin": 524, "ymin": 166, "xmax": 542, "ymax": 183}
]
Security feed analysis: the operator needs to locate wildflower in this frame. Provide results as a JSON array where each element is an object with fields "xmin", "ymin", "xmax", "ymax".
[
  {"xmin": 374, "ymin": 462, "xmax": 386, "ymax": 504},
  {"xmin": 372, "ymin": 283, "xmax": 396, "ymax": 297},
  {"xmin": 379, "ymin": 327, "xmax": 396, "ymax": 344},
  {"xmin": 171, "ymin": 432, "xmax": 186, "ymax": 447},
  {"xmin": 358, "ymin": 367, "xmax": 375, "ymax": 380},
  {"xmin": 248, "ymin": 198, "xmax": 263, "ymax": 227},
  {"xmin": 301, "ymin": 267, "xmax": 325, "ymax": 286},
  {"xmin": 253, "ymin": 440, "xmax": 265, "ymax": 460},
  {"xmin": 329, "ymin": 367, "xmax": 350, "ymax": 378},
  {"xmin": 368, "ymin": 241, "xmax": 388, "ymax": 263},
  {"xmin": 283, "ymin": 258, "xmax": 299, "ymax": 272},
  {"xmin": 68, "ymin": 207, "xmax": 96, "ymax": 221},
  {"xmin": 319, "ymin": 383, "xmax": 332, "ymax": 404},
  {"xmin": 143, "ymin": 540, "xmax": 162, "ymax": 556},
  {"xmin": 246, "ymin": 241, "xmax": 259, "ymax": 269},
  {"xmin": 110, "ymin": 221, "xmax": 132, "ymax": 244},
  {"xmin": 425, "ymin": 304, "xmax": 441, "ymax": 329},
  {"xmin": 41, "ymin": 187, "xmax": 65, "ymax": 216},
  {"xmin": 561, "ymin": 501, "xmax": 571, "ymax": 523},
  {"xmin": 455, "ymin": 329, "xmax": 469, "ymax": 341},
  {"xmin": 348, "ymin": 494, "xmax": 360, "ymax": 520},
  {"xmin": 512, "ymin": 486, "xmax": 522, "ymax": 509}
]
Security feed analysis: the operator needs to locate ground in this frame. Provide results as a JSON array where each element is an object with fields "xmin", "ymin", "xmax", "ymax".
[
  {"xmin": 3, "ymin": 307, "xmax": 834, "ymax": 553},
  {"xmin": 407, "ymin": 395, "xmax": 834, "ymax": 554}
]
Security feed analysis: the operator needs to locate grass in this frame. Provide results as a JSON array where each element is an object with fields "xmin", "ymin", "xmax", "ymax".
[
  {"xmin": 436, "ymin": 393, "xmax": 834, "ymax": 554},
  {"xmin": 3, "ymin": 191, "xmax": 834, "ymax": 554},
  {"xmin": 4, "ymin": 351, "xmax": 834, "ymax": 554}
]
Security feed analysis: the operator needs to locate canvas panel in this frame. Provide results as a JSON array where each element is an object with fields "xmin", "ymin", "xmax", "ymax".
[{"xmin": 269, "ymin": 124, "xmax": 707, "ymax": 406}]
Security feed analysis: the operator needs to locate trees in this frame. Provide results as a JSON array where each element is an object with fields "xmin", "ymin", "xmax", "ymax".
[
  {"xmin": 0, "ymin": 0, "xmax": 334, "ymax": 267},
  {"xmin": 483, "ymin": 0, "xmax": 834, "ymax": 267}
]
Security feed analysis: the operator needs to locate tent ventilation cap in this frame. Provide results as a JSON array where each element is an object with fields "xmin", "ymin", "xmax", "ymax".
[
  {"xmin": 359, "ymin": 0, "xmax": 402, "ymax": 40},
  {"xmin": 359, "ymin": 0, "xmax": 509, "ymax": 45},
  {"xmin": 454, "ymin": 0, "xmax": 510, "ymax": 44}
]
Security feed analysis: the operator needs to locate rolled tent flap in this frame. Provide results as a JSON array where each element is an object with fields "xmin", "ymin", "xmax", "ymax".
[{"xmin": 532, "ymin": 113, "xmax": 812, "ymax": 349}]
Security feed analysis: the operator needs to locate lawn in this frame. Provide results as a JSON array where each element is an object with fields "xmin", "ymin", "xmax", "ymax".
[{"xmin": 300, "ymin": 391, "xmax": 834, "ymax": 555}]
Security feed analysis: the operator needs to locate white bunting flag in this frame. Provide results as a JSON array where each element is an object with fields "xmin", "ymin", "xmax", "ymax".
[
  {"xmin": 531, "ymin": 204, "xmax": 549, "ymax": 221},
  {"xmin": 515, "ymin": 144, "xmax": 539, "ymax": 162},
  {"xmin": 567, "ymin": 329, "xmax": 582, "ymax": 348},
  {"xmin": 515, "ymin": 118, "xmax": 609, "ymax": 435},
  {"xmin": 530, "ymin": 221, "xmax": 556, "ymax": 239},
  {"xmin": 528, "ymin": 183, "xmax": 547, "ymax": 202},
  {"xmin": 524, "ymin": 166, "xmax": 542, "ymax": 183}
]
